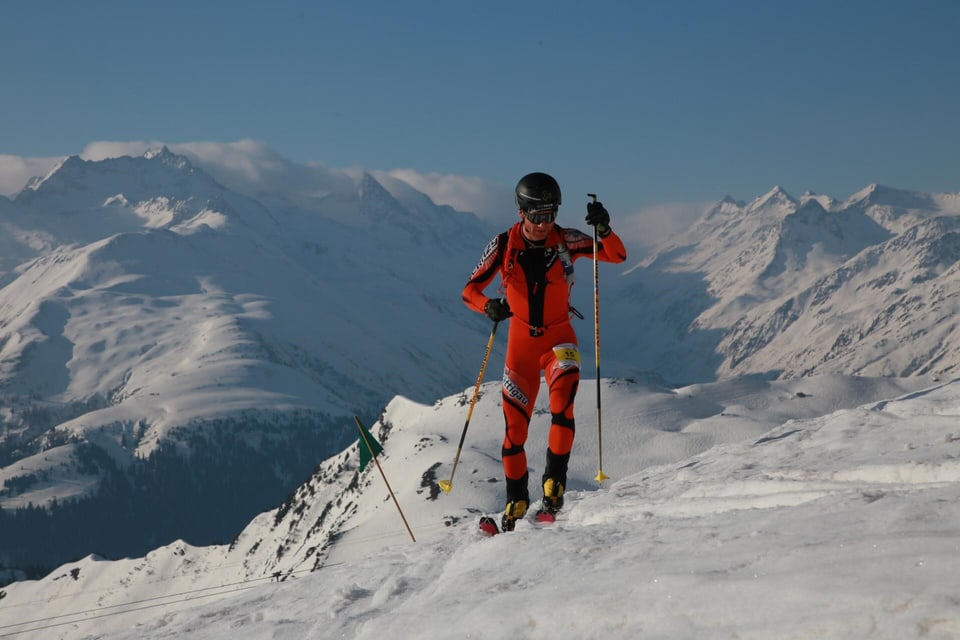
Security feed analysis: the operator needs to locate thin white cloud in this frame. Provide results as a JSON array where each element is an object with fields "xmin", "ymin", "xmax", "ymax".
[
  {"xmin": 175, "ymin": 140, "xmax": 294, "ymax": 186},
  {"xmin": 0, "ymin": 141, "xmax": 710, "ymax": 259},
  {"xmin": 80, "ymin": 140, "xmax": 157, "ymax": 161},
  {"xmin": 386, "ymin": 169, "xmax": 514, "ymax": 225},
  {"xmin": 617, "ymin": 200, "xmax": 713, "ymax": 256},
  {"xmin": 174, "ymin": 140, "xmax": 358, "ymax": 202},
  {"xmin": 80, "ymin": 139, "xmax": 357, "ymax": 204},
  {"xmin": 0, "ymin": 154, "xmax": 64, "ymax": 196},
  {"xmin": 383, "ymin": 169, "xmax": 710, "ymax": 254}
]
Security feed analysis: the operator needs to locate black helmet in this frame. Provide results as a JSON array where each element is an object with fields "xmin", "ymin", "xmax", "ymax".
[{"xmin": 515, "ymin": 172, "xmax": 561, "ymax": 212}]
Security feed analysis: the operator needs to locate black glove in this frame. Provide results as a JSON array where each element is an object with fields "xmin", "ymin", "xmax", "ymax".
[
  {"xmin": 586, "ymin": 201, "xmax": 611, "ymax": 237},
  {"xmin": 484, "ymin": 298, "xmax": 512, "ymax": 322}
]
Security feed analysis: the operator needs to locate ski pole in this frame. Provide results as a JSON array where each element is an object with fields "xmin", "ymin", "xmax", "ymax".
[
  {"xmin": 588, "ymin": 193, "xmax": 610, "ymax": 484},
  {"xmin": 439, "ymin": 320, "xmax": 499, "ymax": 493},
  {"xmin": 354, "ymin": 416, "xmax": 416, "ymax": 543}
]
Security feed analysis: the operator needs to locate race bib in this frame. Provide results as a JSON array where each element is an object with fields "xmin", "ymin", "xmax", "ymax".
[{"xmin": 552, "ymin": 344, "xmax": 581, "ymax": 369}]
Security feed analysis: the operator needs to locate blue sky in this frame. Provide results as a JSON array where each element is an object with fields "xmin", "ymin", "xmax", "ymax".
[{"xmin": 2, "ymin": 0, "xmax": 958, "ymax": 233}]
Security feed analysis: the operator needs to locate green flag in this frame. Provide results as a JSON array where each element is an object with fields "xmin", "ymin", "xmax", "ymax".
[
  {"xmin": 355, "ymin": 416, "xmax": 383, "ymax": 472},
  {"xmin": 352, "ymin": 415, "xmax": 416, "ymax": 543}
]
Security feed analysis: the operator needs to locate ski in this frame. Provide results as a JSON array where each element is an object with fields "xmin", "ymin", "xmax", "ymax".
[
  {"xmin": 478, "ymin": 516, "xmax": 500, "ymax": 536},
  {"xmin": 478, "ymin": 509, "xmax": 557, "ymax": 536},
  {"xmin": 534, "ymin": 509, "xmax": 556, "ymax": 524}
]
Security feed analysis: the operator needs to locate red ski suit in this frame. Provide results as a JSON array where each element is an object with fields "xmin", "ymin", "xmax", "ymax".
[{"xmin": 462, "ymin": 222, "xmax": 626, "ymax": 500}]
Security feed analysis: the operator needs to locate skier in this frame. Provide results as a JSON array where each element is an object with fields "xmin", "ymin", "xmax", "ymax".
[{"xmin": 462, "ymin": 172, "xmax": 627, "ymax": 531}]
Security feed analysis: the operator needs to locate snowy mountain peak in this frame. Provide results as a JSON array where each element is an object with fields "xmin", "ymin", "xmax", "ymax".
[
  {"xmin": 844, "ymin": 183, "xmax": 933, "ymax": 211},
  {"xmin": 613, "ymin": 181, "xmax": 959, "ymax": 382},
  {"xmin": 22, "ymin": 154, "xmax": 80, "ymax": 191},
  {"xmin": 0, "ymin": 150, "xmax": 500, "ymax": 579},
  {"xmin": 800, "ymin": 190, "xmax": 835, "ymax": 210},
  {"xmin": 790, "ymin": 197, "xmax": 828, "ymax": 216},
  {"xmin": 13, "ymin": 147, "xmax": 224, "ymax": 218},
  {"xmin": 846, "ymin": 182, "xmax": 883, "ymax": 203},
  {"xmin": 357, "ymin": 171, "xmax": 394, "ymax": 206},
  {"xmin": 838, "ymin": 183, "xmax": 956, "ymax": 235},
  {"xmin": 700, "ymin": 194, "xmax": 746, "ymax": 222},
  {"xmin": 143, "ymin": 145, "xmax": 194, "ymax": 171},
  {"xmin": 748, "ymin": 185, "xmax": 797, "ymax": 213}
]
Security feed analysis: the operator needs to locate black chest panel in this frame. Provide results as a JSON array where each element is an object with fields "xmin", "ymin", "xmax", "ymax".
[{"xmin": 516, "ymin": 247, "xmax": 559, "ymax": 334}]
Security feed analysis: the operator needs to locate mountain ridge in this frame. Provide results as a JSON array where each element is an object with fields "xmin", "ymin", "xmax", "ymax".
[
  {"xmin": 2, "ymin": 149, "xmax": 960, "ymax": 580},
  {"xmin": 608, "ymin": 182, "xmax": 960, "ymax": 382},
  {"xmin": 0, "ymin": 149, "xmax": 498, "ymax": 573}
]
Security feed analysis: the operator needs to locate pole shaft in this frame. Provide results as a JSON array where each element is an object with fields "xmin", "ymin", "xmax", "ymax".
[
  {"xmin": 441, "ymin": 321, "xmax": 499, "ymax": 492},
  {"xmin": 593, "ymin": 225, "xmax": 604, "ymax": 475},
  {"xmin": 354, "ymin": 416, "xmax": 416, "ymax": 542}
]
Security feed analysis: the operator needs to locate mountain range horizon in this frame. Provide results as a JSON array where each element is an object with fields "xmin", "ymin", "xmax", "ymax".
[{"xmin": 1, "ymin": 147, "xmax": 959, "ymax": 585}]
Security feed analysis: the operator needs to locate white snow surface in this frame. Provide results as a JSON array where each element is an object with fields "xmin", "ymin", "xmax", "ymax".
[
  {"xmin": 4, "ymin": 151, "xmax": 960, "ymax": 638},
  {"xmin": 4, "ymin": 149, "xmax": 960, "ymax": 516},
  {"xmin": 3, "ymin": 372, "xmax": 960, "ymax": 639},
  {"xmin": 0, "ymin": 147, "xmax": 498, "ymax": 509}
]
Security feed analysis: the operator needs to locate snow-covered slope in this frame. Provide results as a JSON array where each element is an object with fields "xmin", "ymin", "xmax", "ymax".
[
  {"xmin": 719, "ymin": 214, "xmax": 960, "ymax": 377},
  {"xmin": 0, "ymin": 148, "xmax": 498, "ymax": 570},
  {"xmin": 1, "ymin": 371, "xmax": 954, "ymax": 639},
  {"xmin": 609, "ymin": 184, "xmax": 960, "ymax": 382},
  {"xmin": 4, "ymin": 155, "xmax": 960, "ymax": 636},
  {"xmin": 3, "ymin": 148, "xmax": 960, "ymax": 597}
]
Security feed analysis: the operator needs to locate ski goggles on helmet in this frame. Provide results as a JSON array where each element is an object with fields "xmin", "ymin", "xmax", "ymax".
[{"xmin": 521, "ymin": 205, "xmax": 558, "ymax": 225}]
